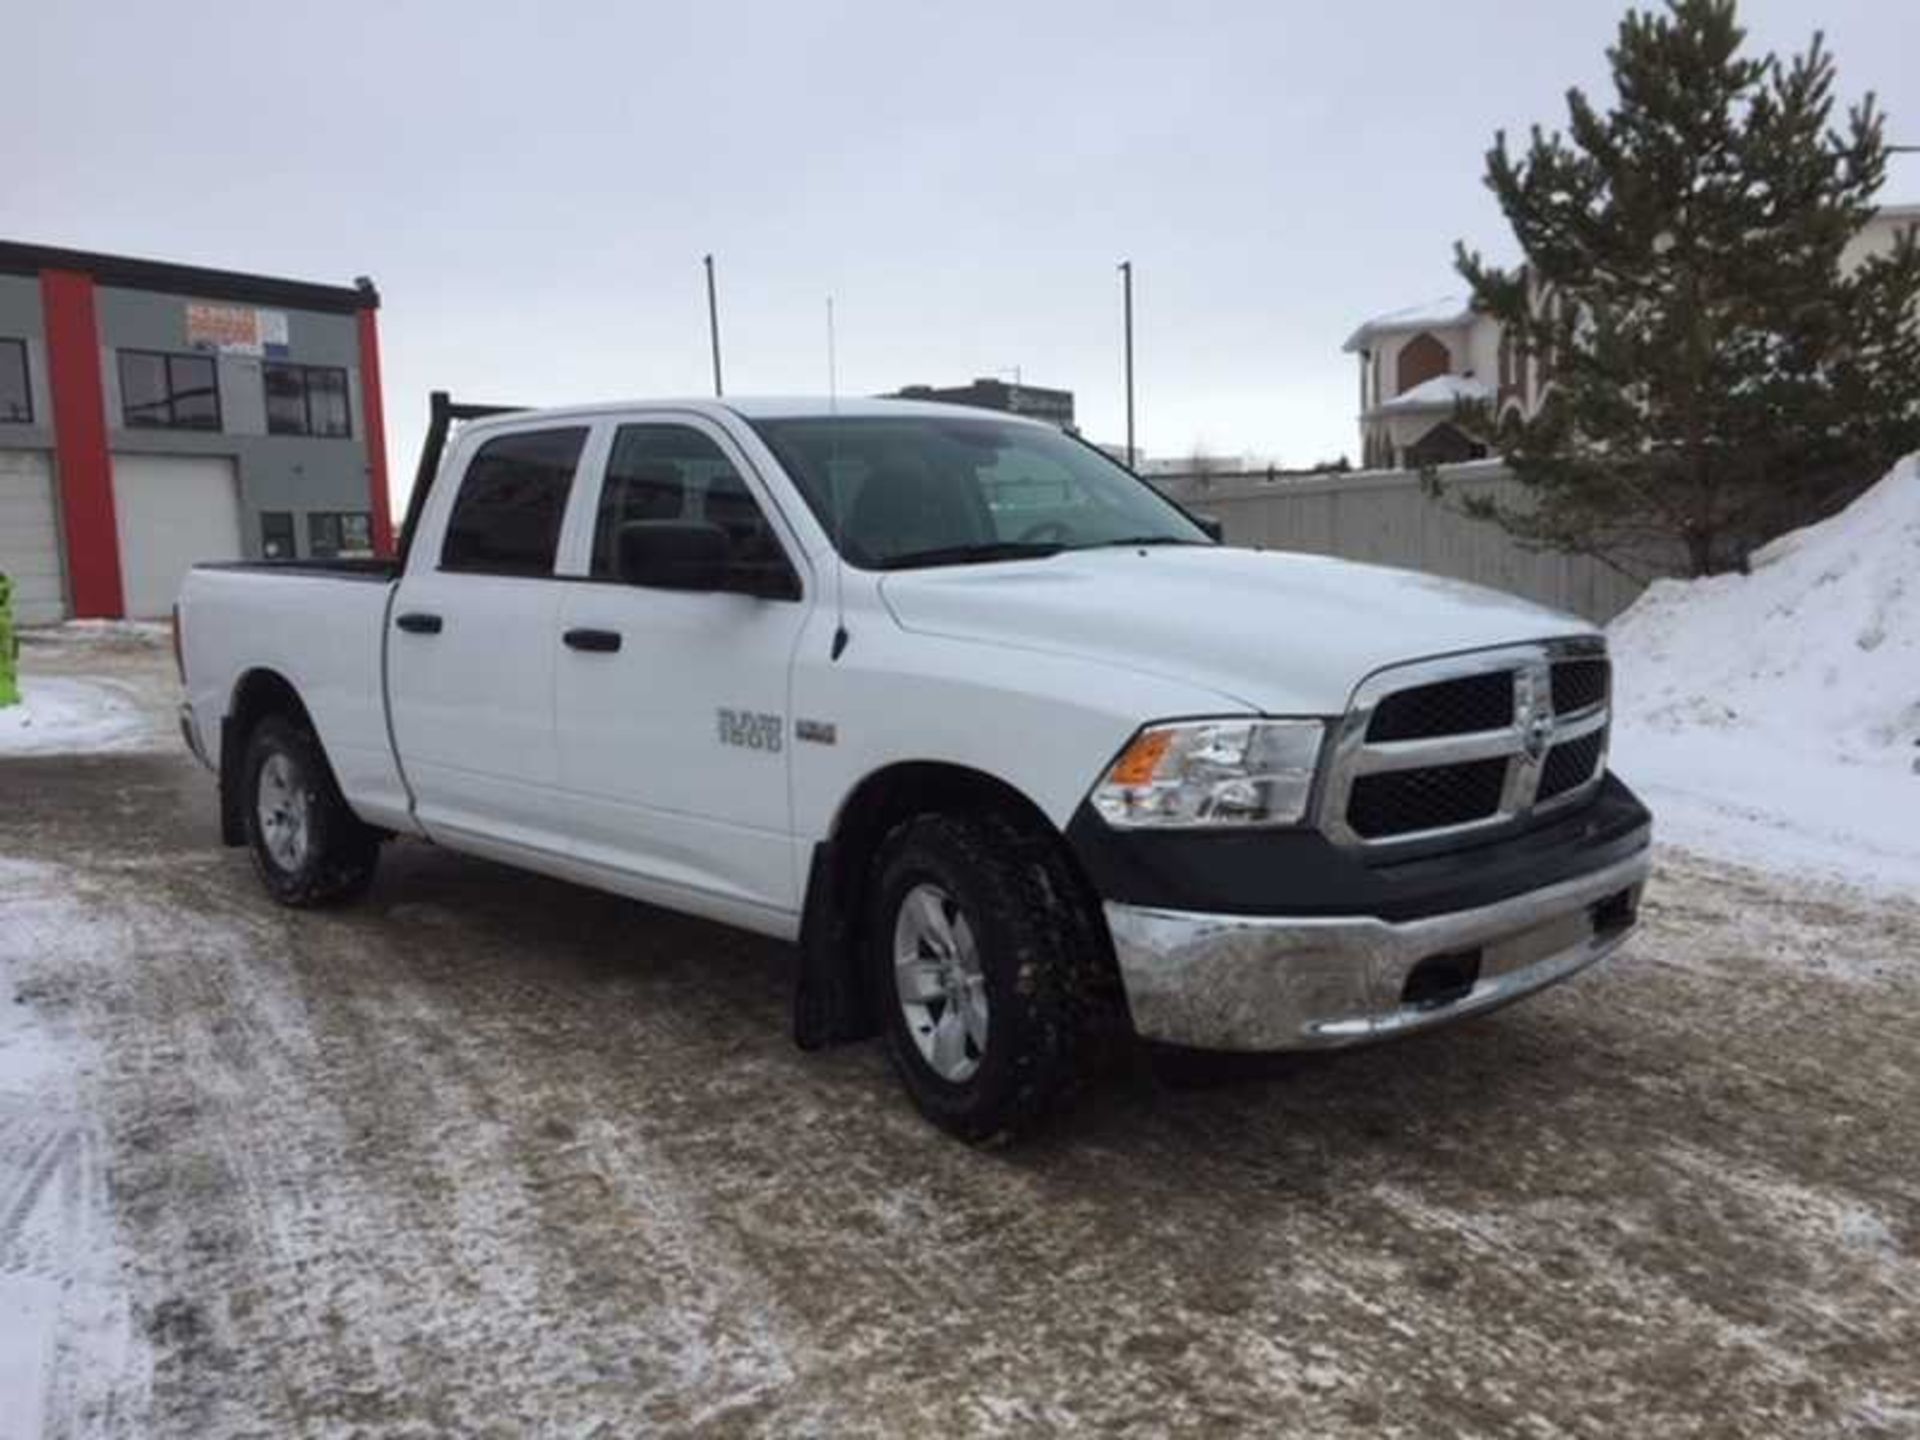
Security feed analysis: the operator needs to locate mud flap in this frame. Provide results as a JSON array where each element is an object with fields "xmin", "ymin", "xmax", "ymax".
[
  {"xmin": 794, "ymin": 840, "xmax": 878, "ymax": 1049},
  {"xmin": 217, "ymin": 717, "xmax": 247, "ymax": 847}
]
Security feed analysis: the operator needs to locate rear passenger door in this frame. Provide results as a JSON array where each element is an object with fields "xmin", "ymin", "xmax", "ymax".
[
  {"xmin": 387, "ymin": 423, "xmax": 590, "ymax": 856},
  {"xmin": 553, "ymin": 417, "xmax": 812, "ymax": 924}
]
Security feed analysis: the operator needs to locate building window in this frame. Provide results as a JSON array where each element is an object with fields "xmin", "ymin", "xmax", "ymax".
[
  {"xmin": 260, "ymin": 511, "xmax": 296, "ymax": 559},
  {"xmin": 120, "ymin": 350, "xmax": 220, "ymax": 431},
  {"xmin": 0, "ymin": 339, "xmax": 30, "ymax": 423},
  {"xmin": 1395, "ymin": 332, "xmax": 1451, "ymax": 396},
  {"xmin": 441, "ymin": 427, "xmax": 589, "ymax": 577},
  {"xmin": 264, "ymin": 363, "xmax": 352, "ymax": 438},
  {"xmin": 308, "ymin": 511, "xmax": 374, "ymax": 558}
]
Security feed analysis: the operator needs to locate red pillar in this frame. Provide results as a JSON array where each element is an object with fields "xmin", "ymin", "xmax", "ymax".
[
  {"xmin": 355, "ymin": 306, "xmax": 394, "ymax": 556},
  {"xmin": 40, "ymin": 269, "xmax": 124, "ymax": 618}
]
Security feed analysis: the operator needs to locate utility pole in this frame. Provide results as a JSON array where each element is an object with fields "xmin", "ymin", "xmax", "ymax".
[
  {"xmin": 704, "ymin": 254, "xmax": 723, "ymax": 397},
  {"xmin": 1118, "ymin": 260, "xmax": 1135, "ymax": 468}
]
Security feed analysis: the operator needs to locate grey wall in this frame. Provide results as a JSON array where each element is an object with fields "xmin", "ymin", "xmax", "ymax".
[
  {"xmin": 1152, "ymin": 461, "xmax": 1673, "ymax": 624},
  {"xmin": 93, "ymin": 284, "xmax": 374, "ymax": 557}
]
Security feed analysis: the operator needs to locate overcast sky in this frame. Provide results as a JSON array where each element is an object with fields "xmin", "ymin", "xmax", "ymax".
[{"xmin": 7, "ymin": 0, "xmax": 1916, "ymax": 489}]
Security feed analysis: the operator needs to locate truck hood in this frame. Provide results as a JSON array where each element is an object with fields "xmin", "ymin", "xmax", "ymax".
[{"xmin": 878, "ymin": 546, "xmax": 1593, "ymax": 715}]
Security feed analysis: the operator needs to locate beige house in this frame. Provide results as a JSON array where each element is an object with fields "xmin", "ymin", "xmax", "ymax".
[{"xmin": 1347, "ymin": 203, "xmax": 1919, "ymax": 472}]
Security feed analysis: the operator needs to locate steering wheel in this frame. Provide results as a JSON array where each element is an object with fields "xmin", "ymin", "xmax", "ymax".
[{"xmin": 1014, "ymin": 519, "xmax": 1072, "ymax": 546}]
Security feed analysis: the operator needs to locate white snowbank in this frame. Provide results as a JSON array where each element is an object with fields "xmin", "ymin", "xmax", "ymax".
[
  {"xmin": 0, "ymin": 677, "xmax": 155, "ymax": 756},
  {"xmin": 1609, "ymin": 455, "xmax": 1920, "ymax": 896}
]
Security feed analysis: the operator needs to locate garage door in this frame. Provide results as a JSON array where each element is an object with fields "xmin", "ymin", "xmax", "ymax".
[
  {"xmin": 111, "ymin": 454, "xmax": 243, "ymax": 619},
  {"xmin": 0, "ymin": 449, "xmax": 67, "ymax": 626}
]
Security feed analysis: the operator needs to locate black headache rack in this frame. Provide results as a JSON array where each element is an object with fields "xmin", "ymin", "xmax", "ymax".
[
  {"xmin": 190, "ymin": 392, "xmax": 528, "ymax": 581},
  {"xmin": 396, "ymin": 390, "xmax": 530, "ymax": 567}
]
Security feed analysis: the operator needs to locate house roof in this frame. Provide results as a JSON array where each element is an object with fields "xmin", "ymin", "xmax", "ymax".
[
  {"xmin": 1342, "ymin": 294, "xmax": 1475, "ymax": 352},
  {"xmin": 1370, "ymin": 373, "xmax": 1491, "ymax": 414}
]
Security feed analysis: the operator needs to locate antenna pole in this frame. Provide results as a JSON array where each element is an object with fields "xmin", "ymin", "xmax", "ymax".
[
  {"xmin": 1119, "ymin": 260, "xmax": 1136, "ymax": 468},
  {"xmin": 704, "ymin": 254, "xmax": 723, "ymax": 397}
]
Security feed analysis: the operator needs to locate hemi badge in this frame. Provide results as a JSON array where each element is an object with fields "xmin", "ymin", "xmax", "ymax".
[{"xmin": 795, "ymin": 719, "xmax": 837, "ymax": 746}]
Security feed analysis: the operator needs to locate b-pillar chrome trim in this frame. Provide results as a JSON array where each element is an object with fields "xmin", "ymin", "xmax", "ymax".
[
  {"xmin": 1104, "ymin": 845, "xmax": 1650, "ymax": 1052},
  {"xmin": 1318, "ymin": 637, "xmax": 1610, "ymax": 850}
]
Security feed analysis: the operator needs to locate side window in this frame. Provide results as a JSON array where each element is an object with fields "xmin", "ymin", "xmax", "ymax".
[
  {"xmin": 441, "ymin": 427, "xmax": 588, "ymax": 577},
  {"xmin": 264, "ymin": 363, "xmax": 352, "ymax": 438},
  {"xmin": 119, "ymin": 350, "xmax": 220, "ymax": 431},
  {"xmin": 260, "ymin": 511, "xmax": 296, "ymax": 559},
  {"xmin": 309, "ymin": 511, "xmax": 373, "ymax": 558},
  {"xmin": 0, "ymin": 339, "xmax": 30, "ymax": 423},
  {"xmin": 591, "ymin": 424, "xmax": 782, "ymax": 579}
]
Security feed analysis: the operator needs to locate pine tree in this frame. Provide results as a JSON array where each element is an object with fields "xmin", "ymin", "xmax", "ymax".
[{"xmin": 1453, "ymin": 0, "xmax": 1920, "ymax": 577}]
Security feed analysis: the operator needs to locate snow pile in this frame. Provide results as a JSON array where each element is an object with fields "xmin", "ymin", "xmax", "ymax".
[
  {"xmin": 0, "ymin": 677, "xmax": 154, "ymax": 756},
  {"xmin": 1609, "ymin": 455, "xmax": 1920, "ymax": 895}
]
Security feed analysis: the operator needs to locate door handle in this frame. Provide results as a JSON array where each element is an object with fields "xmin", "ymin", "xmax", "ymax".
[
  {"xmin": 396, "ymin": 612, "xmax": 443, "ymax": 635},
  {"xmin": 563, "ymin": 627, "xmax": 622, "ymax": 653}
]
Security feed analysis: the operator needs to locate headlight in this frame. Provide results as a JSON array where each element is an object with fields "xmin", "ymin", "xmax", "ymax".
[{"xmin": 1090, "ymin": 719, "xmax": 1325, "ymax": 829}]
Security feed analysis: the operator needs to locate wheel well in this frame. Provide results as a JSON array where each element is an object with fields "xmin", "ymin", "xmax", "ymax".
[
  {"xmin": 217, "ymin": 669, "xmax": 316, "ymax": 847},
  {"xmin": 794, "ymin": 761, "xmax": 1106, "ymax": 1049}
]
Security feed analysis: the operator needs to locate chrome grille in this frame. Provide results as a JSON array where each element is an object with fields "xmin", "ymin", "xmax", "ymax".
[{"xmin": 1320, "ymin": 640, "xmax": 1611, "ymax": 847}]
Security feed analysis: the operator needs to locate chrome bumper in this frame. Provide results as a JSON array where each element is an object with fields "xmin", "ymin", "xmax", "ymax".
[{"xmin": 1103, "ymin": 847, "xmax": 1652, "ymax": 1051}]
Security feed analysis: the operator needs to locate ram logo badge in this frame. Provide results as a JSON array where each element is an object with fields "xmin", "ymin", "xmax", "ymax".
[{"xmin": 717, "ymin": 709, "xmax": 784, "ymax": 753}]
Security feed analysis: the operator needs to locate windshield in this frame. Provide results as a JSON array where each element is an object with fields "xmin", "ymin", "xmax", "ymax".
[{"xmin": 746, "ymin": 413, "xmax": 1212, "ymax": 569}]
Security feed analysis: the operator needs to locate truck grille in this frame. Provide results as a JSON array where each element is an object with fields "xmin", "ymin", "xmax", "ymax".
[
  {"xmin": 1321, "ymin": 642, "xmax": 1611, "ymax": 847},
  {"xmin": 1347, "ymin": 758, "xmax": 1508, "ymax": 839},
  {"xmin": 1366, "ymin": 672, "xmax": 1514, "ymax": 742},
  {"xmin": 1539, "ymin": 730, "xmax": 1605, "ymax": 801},
  {"xmin": 1551, "ymin": 658, "xmax": 1609, "ymax": 716}
]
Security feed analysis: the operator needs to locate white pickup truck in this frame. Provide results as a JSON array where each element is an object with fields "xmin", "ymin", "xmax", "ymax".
[{"xmin": 177, "ymin": 394, "xmax": 1652, "ymax": 1139}]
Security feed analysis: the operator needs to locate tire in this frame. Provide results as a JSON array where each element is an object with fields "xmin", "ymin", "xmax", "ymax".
[
  {"xmin": 242, "ymin": 715, "xmax": 380, "ymax": 907},
  {"xmin": 867, "ymin": 811, "xmax": 1108, "ymax": 1142}
]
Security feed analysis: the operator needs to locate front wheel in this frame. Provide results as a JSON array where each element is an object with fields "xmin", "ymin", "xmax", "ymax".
[
  {"xmin": 868, "ymin": 812, "xmax": 1106, "ymax": 1142},
  {"xmin": 242, "ymin": 716, "xmax": 379, "ymax": 907}
]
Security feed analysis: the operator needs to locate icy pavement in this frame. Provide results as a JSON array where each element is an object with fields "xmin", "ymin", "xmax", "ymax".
[
  {"xmin": 1610, "ymin": 455, "xmax": 1920, "ymax": 899},
  {"xmin": 1, "ymin": 737, "xmax": 1917, "ymax": 1434},
  {"xmin": 0, "ymin": 859, "xmax": 150, "ymax": 1437}
]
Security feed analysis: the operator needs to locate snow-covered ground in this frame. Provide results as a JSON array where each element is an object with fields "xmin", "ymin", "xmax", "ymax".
[
  {"xmin": 1, "ymin": 625, "xmax": 177, "ymax": 758},
  {"xmin": 0, "ymin": 678, "xmax": 156, "ymax": 758},
  {"xmin": 1609, "ymin": 455, "xmax": 1920, "ymax": 898},
  {"xmin": 0, "ymin": 859, "xmax": 149, "ymax": 1435}
]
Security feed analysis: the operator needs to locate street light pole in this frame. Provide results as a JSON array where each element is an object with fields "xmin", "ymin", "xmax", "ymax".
[
  {"xmin": 1118, "ymin": 260, "xmax": 1135, "ymax": 469},
  {"xmin": 704, "ymin": 254, "xmax": 723, "ymax": 397}
]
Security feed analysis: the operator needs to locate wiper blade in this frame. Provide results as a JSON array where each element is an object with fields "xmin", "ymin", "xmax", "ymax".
[
  {"xmin": 875, "ymin": 541, "xmax": 1067, "ymax": 570},
  {"xmin": 1076, "ymin": 535, "xmax": 1208, "ymax": 549}
]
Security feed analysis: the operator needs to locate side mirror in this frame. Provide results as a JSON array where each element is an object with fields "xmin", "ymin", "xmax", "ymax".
[
  {"xmin": 1194, "ymin": 513, "xmax": 1225, "ymax": 543},
  {"xmin": 617, "ymin": 520, "xmax": 729, "ymax": 591}
]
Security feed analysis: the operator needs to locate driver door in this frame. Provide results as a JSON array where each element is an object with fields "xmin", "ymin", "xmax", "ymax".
[{"xmin": 552, "ymin": 416, "xmax": 813, "ymax": 926}]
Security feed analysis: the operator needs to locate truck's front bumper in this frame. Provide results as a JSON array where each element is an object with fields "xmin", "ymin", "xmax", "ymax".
[{"xmin": 1104, "ymin": 847, "xmax": 1650, "ymax": 1051}]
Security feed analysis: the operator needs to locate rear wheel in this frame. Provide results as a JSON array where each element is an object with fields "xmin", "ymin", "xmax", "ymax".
[
  {"xmin": 868, "ymin": 812, "xmax": 1106, "ymax": 1142},
  {"xmin": 242, "ymin": 716, "xmax": 379, "ymax": 906}
]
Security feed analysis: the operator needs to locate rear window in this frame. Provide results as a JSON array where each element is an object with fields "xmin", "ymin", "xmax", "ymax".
[{"xmin": 440, "ymin": 427, "xmax": 588, "ymax": 577}]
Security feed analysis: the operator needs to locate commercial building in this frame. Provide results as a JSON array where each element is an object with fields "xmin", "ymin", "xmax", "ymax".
[
  {"xmin": 0, "ymin": 241, "xmax": 391, "ymax": 622},
  {"xmin": 888, "ymin": 377, "xmax": 1075, "ymax": 430}
]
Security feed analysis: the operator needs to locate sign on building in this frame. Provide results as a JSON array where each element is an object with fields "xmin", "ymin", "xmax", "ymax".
[{"xmin": 186, "ymin": 303, "xmax": 290, "ymax": 358}]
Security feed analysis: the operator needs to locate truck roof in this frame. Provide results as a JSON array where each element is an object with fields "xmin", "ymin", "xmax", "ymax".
[{"xmin": 454, "ymin": 395, "xmax": 1060, "ymax": 434}]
